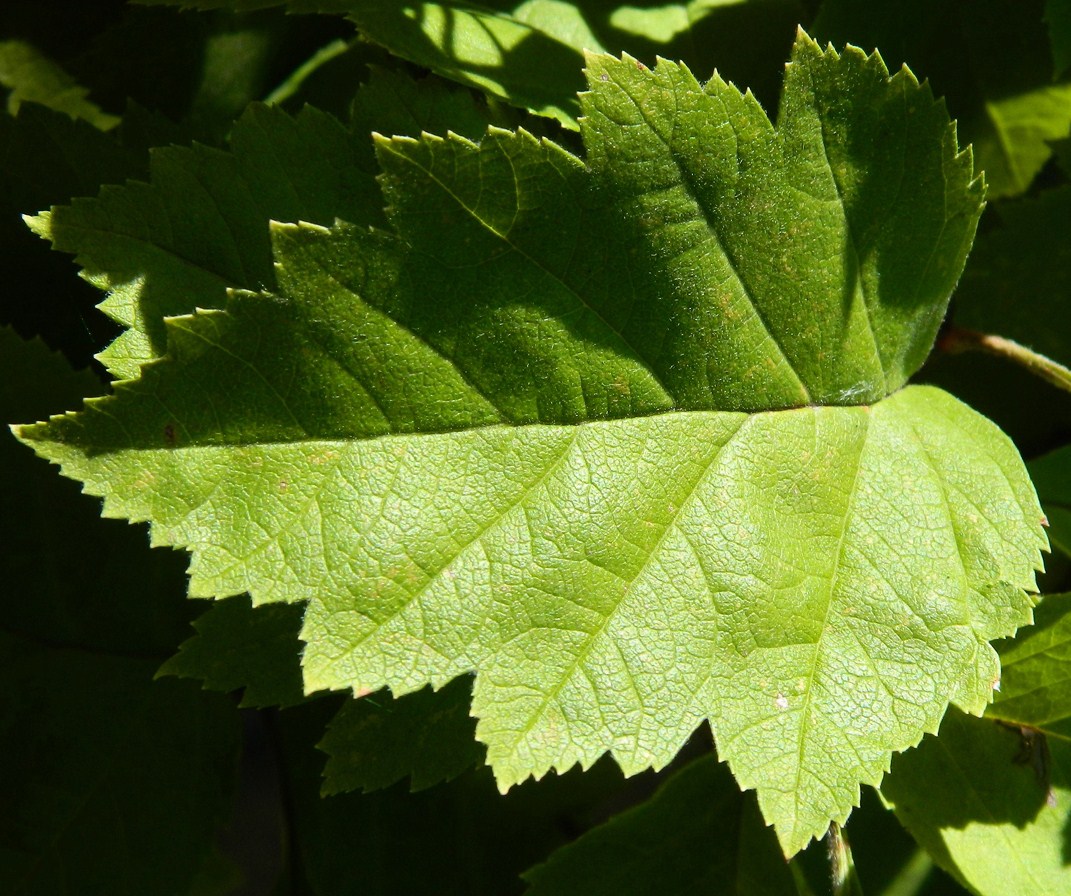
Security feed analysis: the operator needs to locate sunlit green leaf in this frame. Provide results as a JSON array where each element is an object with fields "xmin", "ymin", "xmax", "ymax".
[
  {"xmin": 28, "ymin": 68, "xmax": 500, "ymax": 380},
  {"xmin": 0, "ymin": 40, "xmax": 119, "ymax": 128},
  {"xmin": 134, "ymin": 0, "xmax": 807, "ymax": 126},
  {"xmin": 882, "ymin": 711, "xmax": 1071, "ymax": 896},
  {"xmin": 989, "ymin": 592, "xmax": 1071, "ymax": 735},
  {"xmin": 15, "ymin": 34, "xmax": 1044, "ymax": 857}
]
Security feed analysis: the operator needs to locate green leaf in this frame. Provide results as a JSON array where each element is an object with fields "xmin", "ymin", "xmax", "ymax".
[
  {"xmin": 881, "ymin": 711, "xmax": 1071, "ymax": 896},
  {"xmin": 368, "ymin": 36, "xmax": 984, "ymax": 411},
  {"xmin": 17, "ymin": 377, "xmax": 1045, "ymax": 859},
  {"xmin": 955, "ymin": 187, "xmax": 1071, "ymax": 372},
  {"xmin": 813, "ymin": 0, "xmax": 1071, "ymax": 198},
  {"xmin": 0, "ymin": 104, "xmax": 150, "ymax": 361},
  {"xmin": 15, "ymin": 34, "xmax": 1044, "ymax": 856},
  {"xmin": 159, "ymin": 595, "xmax": 308, "ymax": 707},
  {"xmin": 0, "ymin": 104, "xmax": 144, "ymax": 206},
  {"xmin": 522, "ymin": 754, "xmax": 795, "ymax": 895},
  {"xmin": 28, "ymin": 103, "xmax": 376, "ymax": 380},
  {"xmin": 30, "ymin": 69, "xmax": 501, "ymax": 381},
  {"xmin": 320, "ymin": 677, "xmax": 484, "ymax": 794},
  {"xmin": 1029, "ymin": 448, "xmax": 1071, "ymax": 558},
  {"xmin": 883, "ymin": 593, "xmax": 1071, "ymax": 893},
  {"xmin": 347, "ymin": 1, "xmax": 591, "ymax": 126},
  {"xmin": 989, "ymin": 592, "xmax": 1071, "ymax": 735},
  {"xmin": 263, "ymin": 37, "xmax": 380, "ymax": 118},
  {"xmin": 0, "ymin": 40, "xmax": 120, "ymax": 129},
  {"xmin": 134, "ymin": 1, "xmax": 808, "ymax": 127}
]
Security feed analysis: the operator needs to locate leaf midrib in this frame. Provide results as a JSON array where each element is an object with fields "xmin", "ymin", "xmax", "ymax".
[{"xmin": 789, "ymin": 408, "xmax": 870, "ymax": 835}]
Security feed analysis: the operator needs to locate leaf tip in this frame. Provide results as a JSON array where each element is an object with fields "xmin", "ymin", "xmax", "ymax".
[{"xmin": 22, "ymin": 210, "xmax": 52, "ymax": 239}]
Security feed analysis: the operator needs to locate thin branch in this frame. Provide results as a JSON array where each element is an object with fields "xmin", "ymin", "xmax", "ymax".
[{"xmin": 939, "ymin": 325, "xmax": 1071, "ymax": 395}]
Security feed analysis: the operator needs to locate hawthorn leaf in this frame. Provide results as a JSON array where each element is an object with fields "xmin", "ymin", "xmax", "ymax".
[
  {"xmin": 349, "ymin": 65, "xmax": 518, "ymax": 143},
  {"xmin": 0, "ymin": 104, "xmax": 142, "ymax": 203},
  {"xmin": 955, "ymin": 186, "xmax": 1071, "ymax": 372},
  {"xmin": 14, "ymin": 35, "xmax": 1045, "ymax": 855},
  {"xmin": 159, "ymin": 595, "xmax": 308, "ymax": 708},
  {"xmin": 161, "ymin": 595, "xmax": 486, "ymax": 788},
  {"xmin": 16, "ymin": 376, "xmax": 1044, "ymax": 859},
  {"xmin": 30, "ymin": 70, "xmax": 500, "ymax": 381},
  {"xmin": 0, "ymin": 104, "xmax": 152, "ymax": 361},
  {"xmin": 319, "ymin": 677, "xmax": 484, "ymax": 794},
  {"xmin": 1029, "ymin": 448, "xmax": 1071, "ymax": 558},
  {"xmin": 364, "ymin": 35, "xmax": 987, "ymax": 414},
  {"xmin": 814, "ymin": 0, "xmax": 1071, "ymax": 198},
  {"xmin": 522, "ymin": 754, "xmax": 795, "ymax": 895},
  {"xmin": 884, "ymin": 594, "xmax": 1071, "ymax": 894},
  {"xmin": 881, "ymin": 711, "xmax": 1071, "ymax": 896},
  {"xmin": 28, "ymin": 103, "xmax": 375, "ymax": 380}
]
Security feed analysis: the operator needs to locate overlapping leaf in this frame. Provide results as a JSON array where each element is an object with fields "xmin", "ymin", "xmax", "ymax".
[
  {"xmin": 990, "ymin": 592, "xmax": 1071, "ymax": 735},
  {"xmin": 879, "ymin": 596, "xmax": 1071, "ymax": 895},
  {"xmin": 882, "ymin": 711, "xmax": 1071, "ymax": 896},
  {"xmin": 814, "ymin": 0, "xmax": 1071, "ymax": 198},
  {"xmin": 15, "ymin": 33, "xmax": 1046, "ymax": 854},
  {"xmin": 159, "ymin": 596, "xmax": 307, "ymax": 708},
  {"xmin": 134, "ymin": 0, "xmax": 806, "ymax": 126},
  {"xmin": 28, "ymin": 67, "xmax": 502, "ymax": 380},
  {"xmin": 320, "ymin": 677, "xmax": 483, "ymax": 793},
  {"xmin": 0, "ymin": 40, "xmax": 120, "ymax": 129}
]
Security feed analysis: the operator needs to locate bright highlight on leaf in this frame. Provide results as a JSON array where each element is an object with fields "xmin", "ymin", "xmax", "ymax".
[{"xmin": 15, "ymin": 31, "xmax": 1046, "ymax": 855}]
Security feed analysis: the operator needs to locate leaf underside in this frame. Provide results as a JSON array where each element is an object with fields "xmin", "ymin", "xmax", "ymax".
[{"xmin": 15, "ymin": 33, "xmax": 1045, "ymax": 855}]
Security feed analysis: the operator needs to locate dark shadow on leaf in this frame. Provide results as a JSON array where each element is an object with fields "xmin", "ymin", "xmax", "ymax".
[{"xmin": 883, "ymin": 711, "xmax": 1064, "ymax": 879}]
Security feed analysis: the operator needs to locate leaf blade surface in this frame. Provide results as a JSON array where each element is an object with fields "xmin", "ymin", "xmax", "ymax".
[{"xmin": 13, "ymin": 33, "xmax": 1043, "ymax": 855}]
